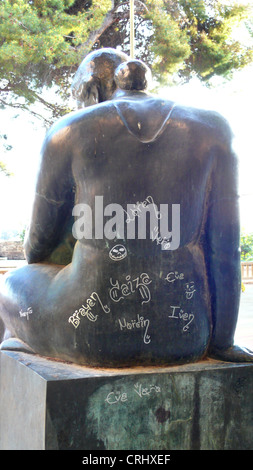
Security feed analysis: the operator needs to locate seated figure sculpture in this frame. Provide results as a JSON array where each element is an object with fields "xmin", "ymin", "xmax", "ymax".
[{"xmin": 0, "ymin": 48, "xmax": 252, "ymax": 367}]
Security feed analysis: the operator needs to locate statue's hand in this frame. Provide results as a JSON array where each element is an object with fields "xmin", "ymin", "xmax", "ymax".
[{"xmin": 208, "ymin": 344, "xmax": 253, "ymax": 363}]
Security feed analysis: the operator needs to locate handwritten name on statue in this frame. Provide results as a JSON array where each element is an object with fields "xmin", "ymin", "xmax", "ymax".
[
  {"xmin": 151, "ymin": 225, "xmax": 171, "ymax": 249},
  {"xmin": 105, "ymin": 382, "xmax": 161, "ymax": 405},
  {"xmin": 124, "ymin": 195, "xmax": 161, "ymax": 224},
  {"xmin": 165, "ymin": 272, "xmax": 197, "ymax": 300},
  {"xmin": 68, "ymin": 292, "xmax": 110, "ymax": 328},
  {"xmin": 19, "ymin": 307, "xmax": 33, "ymax": 320},
  {"xmin": 168, "ymin": 306, "xmax": 195, "ymax": 332},
  {"xmin": 118, "ymin": 314, "xmax": 151, "ymax": 344},
  {"xmin": 165, "ymin": 271, "xmax": 185, "ymax": 283},
  {"xmin": 68, "ymin": 272, "xmax": 152, "ymax": 328},
  {"xmin": 109, "ymin": 272, "xmax": 152, "ymax": 305}
]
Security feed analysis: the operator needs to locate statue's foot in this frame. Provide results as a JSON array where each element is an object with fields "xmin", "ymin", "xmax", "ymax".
[
  {"xmin": 208, "ymin": 344, "xmax": 253, "ymax": 363},
  {"xmin": 0, "ymin": 337, "xmax": 35, "ymax": 354}
]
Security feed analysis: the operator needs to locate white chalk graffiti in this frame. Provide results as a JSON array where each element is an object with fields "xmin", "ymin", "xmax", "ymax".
[
  {"xmin": 184, "ymin": 282, "xmax": 196, "ymax": 300},
  {"xmin": 68, "ymin": 292, "xmax": 110, "ymax": 328},
  {"xmin": 151, "ymin": 225, "xmax": 171, "ymax": 249},
  {"xmin": 105, "ymin": 391, "xmax": 128, "ymax": 405},
  {"xmin": 118, "ymin": 314, "xmax": 151, "ymax": 344},
  {"xmin": 19, "ymin": 307, "xmax": 33, "ymax": 320},
  {"xmin": 105, "ymin": 382, "xmax": 161, "ymax": 405},
  {"xmin": 124, "ymin": 195, "xmax": 161, "ymax": 224},
  {"xmin": 109, "ymin": 272, "xmax": 152, "ymax": 305},
  {"xmin": 68, "ymin": 273, "xmax": 152, "ymax": 329},
  {"xmin": 165, "ymin": 271, "xmax": 184, "ymax": 283},
  {"xmin": 165, "ymin": 272, "xmax": 196, "ymax": 300},
  {"xmin": 168, "ymin": 305, "xmax": 195, "ymax": 332},
  {"xmin": 134, "ymin": 383, "xmax": 161, "ymax": 398},
  {"xmin": 109, "ymin": 244, "xmax": 127, "ymax": 261}
]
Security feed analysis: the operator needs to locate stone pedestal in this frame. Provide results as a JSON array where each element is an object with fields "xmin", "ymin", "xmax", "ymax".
[{"xmin": 1, "ymin": 350, "xmax": 253, "ymax": 450}]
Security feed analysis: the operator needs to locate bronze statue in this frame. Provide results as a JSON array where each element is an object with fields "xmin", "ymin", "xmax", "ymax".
[{"xmin": 0, "ymin": 48, "xmax": 252, "ymax": 367}]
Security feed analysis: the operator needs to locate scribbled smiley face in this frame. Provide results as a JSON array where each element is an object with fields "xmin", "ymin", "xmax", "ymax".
[
  {"xmin": 109, "ymin": 244, "xmax": 127, "ymax": 261},
  {"xmin": 184, "ymin": 282, "xmax": 196, "ymax": 299}
]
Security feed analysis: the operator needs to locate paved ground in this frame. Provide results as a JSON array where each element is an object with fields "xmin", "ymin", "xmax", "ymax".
[{"xmin": 235, "ymin": 283, "xmax": 253, "ymax": 350}]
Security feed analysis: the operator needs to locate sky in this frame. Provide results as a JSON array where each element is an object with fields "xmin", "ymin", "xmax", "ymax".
[
  {"xmin": 0, "ymin": 108, "xmax": 45, "ymax": 237},
  {"xmin": 0, "ymin": 63, "xmax": 253, "ymax": 238},
  {"xmin": 160, "ymin": 64, "xmax": 253, "ymax": 234}
]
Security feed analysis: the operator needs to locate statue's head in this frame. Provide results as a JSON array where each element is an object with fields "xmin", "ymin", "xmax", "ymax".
[
  {"xmin": 71, "ymin": 48, "xmax": 129, "ymax": 108},
  {"xmin": 114, "ymin": 59, "xmax": 152, "ymax": 92}
]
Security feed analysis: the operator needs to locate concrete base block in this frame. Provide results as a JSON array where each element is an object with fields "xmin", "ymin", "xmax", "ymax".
[{"xmin": 1, "ymin": 350, "xmax": 253, "ymax": 450}]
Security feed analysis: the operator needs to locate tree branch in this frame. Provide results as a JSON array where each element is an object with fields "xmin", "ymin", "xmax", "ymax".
[
  {"xmin": 0, "ymin": 97, "xmax": 53, "ymax": 125},
  {"xmin": 77, "ymin": 0, "xmax": 148, "ymax": 56},
  {"xmin": 77, "ymin": 8, "xmax": 116, "ymax": 55}
]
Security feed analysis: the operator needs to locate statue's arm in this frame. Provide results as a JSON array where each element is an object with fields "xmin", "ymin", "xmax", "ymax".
[
  {"xmin": 204, "ymin": 117, "xmax": 241, "ymax": 353},
  {"xmin": 24, "ymin": 129, "xmax": 75, "ymax": 264}
]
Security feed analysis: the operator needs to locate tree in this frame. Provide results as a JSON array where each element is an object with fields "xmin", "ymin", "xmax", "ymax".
[
  {"xmin": 0, "ymin": 0, "xmax": 252, "ymax": 125},
  {"xmin": 241, "ymin": 231, "xmax": 253, "ymax": 261},
  {"xmin": 0, "ymin": 0, "xmax": 114, "ymax": 124}
]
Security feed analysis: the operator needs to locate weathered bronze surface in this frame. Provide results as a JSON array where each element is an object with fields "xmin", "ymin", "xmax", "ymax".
[{"xmin": 0, "ymin": 48, "xmax": 252, "ymax": 367}]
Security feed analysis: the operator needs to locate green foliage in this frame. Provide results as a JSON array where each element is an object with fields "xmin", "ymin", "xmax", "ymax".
[
  {"xmin": 179, "ymin": 0, "xmax": 253, "ymax": 80},
  {"xmin": 18, "ymin": 227, "xmax": 26, "ymax": 243},
  {"xmin": 144, "ymin": 1, "xmax": 191, "ymax": 72},
  {"xmin": 0, "ymin": 0, "xmax": 113, "ymax": 121},
  {"xmin": 241, "ymin": 231, "xmax": 253, "ymax": 261},
  {"xmin": 0, "ymin": 0, "xmax": 112, "ymax": 70},
  {"xmin": 0, "ymin": 0, "xmax": 252, "ymax": 123},
  {"xmin": 141, "ymin": 0, "xmax": 253, "ymax": 82}
]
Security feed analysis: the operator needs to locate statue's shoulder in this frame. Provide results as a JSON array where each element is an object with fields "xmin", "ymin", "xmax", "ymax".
[
  {"xmin": 172, "ymin": 103, "xmax": 233, "ymax": 144},
  {"xmin": 44, "ymin": 101, "xmax": 116, "ymax": 144}
]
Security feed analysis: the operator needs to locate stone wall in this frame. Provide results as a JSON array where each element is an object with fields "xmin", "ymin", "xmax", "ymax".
[{"xmin": 0, "ymin": 241, "xmax": 25, "ymax": 260}]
